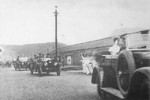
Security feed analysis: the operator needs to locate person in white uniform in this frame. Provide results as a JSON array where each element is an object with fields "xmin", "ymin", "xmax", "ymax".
[
  {"xmin": 109, "ymin": 37, "xmax": 120, "ymax": 57},
  {"xmin": 81, "ymin": 54, "xmax": 87, "ymax": 73}
]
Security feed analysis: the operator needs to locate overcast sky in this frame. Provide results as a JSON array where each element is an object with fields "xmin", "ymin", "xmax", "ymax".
[{"xmin": 0, "ymin": 0, "xmax": 150, "ymax": 45}]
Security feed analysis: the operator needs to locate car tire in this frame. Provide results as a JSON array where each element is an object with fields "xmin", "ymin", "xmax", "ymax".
[
  {"xmin": 31, "ymin": 70, "xmax": 33, "ymax": 75},
  {"xmin": 138, "ymin": 79, "xmax": 150, "ymax": 100},
  {"xmin": 116, "ymin": 50, "xmax": 136, "ymax": 97},
  {"xmin": 46, "ymin": 71, "xmax": 49, "ymax": 75}
]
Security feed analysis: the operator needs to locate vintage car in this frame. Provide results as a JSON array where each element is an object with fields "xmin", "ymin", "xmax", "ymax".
[
  {"xmin": 91, "ymin": 29, "xmax": 150, "ymax": 100},
  {"xmin": 14, "ymin": 57, "xmax": 29, "ymax": 70},
  {"xmin": 29, "ymin": 57, "xmax": 61, "ymax": 77},
  {"xmin": 3, "ymin": 61, "xmax": 11, "ymax": 67}
]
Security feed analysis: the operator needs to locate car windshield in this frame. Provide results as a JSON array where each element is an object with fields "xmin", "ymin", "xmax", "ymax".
[{"xmin": 127, "ymin": 31, "xmax": 150, "ymax": 49}]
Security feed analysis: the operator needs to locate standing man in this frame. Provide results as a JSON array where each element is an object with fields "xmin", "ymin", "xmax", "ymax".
[
  {"xmin": 109, "ymin": 37, "xmax": 120, "ymax": 57},
  {"xmin": 81, "ymin": 53, "xmax": 90, "ymax": 74}
]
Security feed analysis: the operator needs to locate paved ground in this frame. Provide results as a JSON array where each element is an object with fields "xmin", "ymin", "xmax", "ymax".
[{"xmin": 0, "ymin": 67, "xmax": 99, "ymax": 100}]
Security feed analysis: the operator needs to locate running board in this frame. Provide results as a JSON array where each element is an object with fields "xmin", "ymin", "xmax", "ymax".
[{"xmin": 101, "ymin": 87, "xmax": 125, "ymax": 99}]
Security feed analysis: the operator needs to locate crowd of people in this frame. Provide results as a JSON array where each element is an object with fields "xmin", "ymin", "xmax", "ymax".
[
  {"xmin": 80, "ymin": 54, "xmax": 98, "ymax": 75},
  {"xmin": 5, "ymin": 36, "xmax": 124, "ymax": 74},
  {"xmin": 80, "ymin": 37, "xmax": 126, "ymax": 75},
  {"xmin": 16, "ymin": 53, "xmax": 97, "ymax": 75},
  {"xmin": 16, "ymin": 53, "xmax": 60, "ymax": 62},
  {"xmin": 12, "ymin": 53, "xmax": 60, "ymax": 70},
  {"xmin": 15, "ymin": 53, "xmax": 60, "ymax": 66}
]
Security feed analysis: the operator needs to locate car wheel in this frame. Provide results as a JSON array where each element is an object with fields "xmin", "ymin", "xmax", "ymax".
[
  {"xmin": 31, "ymin": 70, "xmax": 33, "ymax": 75},
  {"xmin": 46, "ymin": 71, "xmax": 49, "ymax": 75},
  {"xmin": 116, "ymin": 50, "xmax": 136, "ymax": 97},
  {"xmin": 138, "ymin": 79, "xmax": 150, "ymax": 100}
]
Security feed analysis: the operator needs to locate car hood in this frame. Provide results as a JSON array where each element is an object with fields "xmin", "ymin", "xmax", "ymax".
[{"xmin": 134, "ymin": 51, "xmax": 150, "ymax": 59}]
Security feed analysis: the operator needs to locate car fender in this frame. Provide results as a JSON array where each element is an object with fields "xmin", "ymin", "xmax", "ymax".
[
  {"xmin": 91, "ymin": 67, "xmax": 100, "ymax": 84},
  {"xmin": 127, "ymin": 67, "xmax": 150, "ymax": 100}
]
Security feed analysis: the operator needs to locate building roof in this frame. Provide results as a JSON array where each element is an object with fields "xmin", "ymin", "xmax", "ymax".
[
  {"xmin": 51, "ymin": 28, "xmax": 150, "ymax": 54},
  {"xmin": 51, "ymin": 37, "xmax": 113, "ymax": 54},
  {"xmin": 110, "ymin": 28, "xmax": 149, "ymax": 38}
]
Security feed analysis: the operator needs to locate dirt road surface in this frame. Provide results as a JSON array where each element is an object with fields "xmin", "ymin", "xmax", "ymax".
[{"xmin": 0, "ymin": 67, "xmax": 99, "ymax": 100}]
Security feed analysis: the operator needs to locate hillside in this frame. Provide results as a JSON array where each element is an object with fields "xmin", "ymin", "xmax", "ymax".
[{"xmin": 0, "ymin": 42, "xmax": 67, "ymax": 60}]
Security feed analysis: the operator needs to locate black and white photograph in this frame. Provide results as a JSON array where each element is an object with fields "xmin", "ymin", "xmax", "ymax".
[{"xmin": 0, "ymin": 0, "xmax": 150, "ymax": 100}]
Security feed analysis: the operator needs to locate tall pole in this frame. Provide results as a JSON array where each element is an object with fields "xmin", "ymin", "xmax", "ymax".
[{"xmin": 54, "ymin": 6, "xmax": 59, "ymax": 58}]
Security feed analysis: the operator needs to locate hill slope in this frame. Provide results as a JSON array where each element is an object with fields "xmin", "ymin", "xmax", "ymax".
[{"xmin": 0, "ymin": 42, "xmax": 66, "ymax": 60}]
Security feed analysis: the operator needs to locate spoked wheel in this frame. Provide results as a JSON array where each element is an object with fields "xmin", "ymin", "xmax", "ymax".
[{"xmin": 116, "ymin": 50, "xmax": 136, "ymax": 97}]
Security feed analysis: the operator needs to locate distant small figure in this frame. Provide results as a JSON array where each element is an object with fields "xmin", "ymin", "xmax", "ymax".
[
  {"xmin": 16, "ymin": 56, "xmax": 20, "ymax": 61},
  {"xmin": 42, "ymin": 54, "xmax": 44, "ymax": 58},
  {"xmin": 33, "ymin": 55, "xmax": 37, "ymax": 59},
  {"xmin": 37, "ymin": 53, "xmax": 42, "ymax": 62},
  {"xmin": 81, "ymin": 53, "xmax": 86, "ymax": 74},
  {"xmin": 46, "ymin": 53, "xmax": 50, "ymax": 58},
  {"xmin": 61, "ymin": 57, "xmax": 64, "ymax": 67}
]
